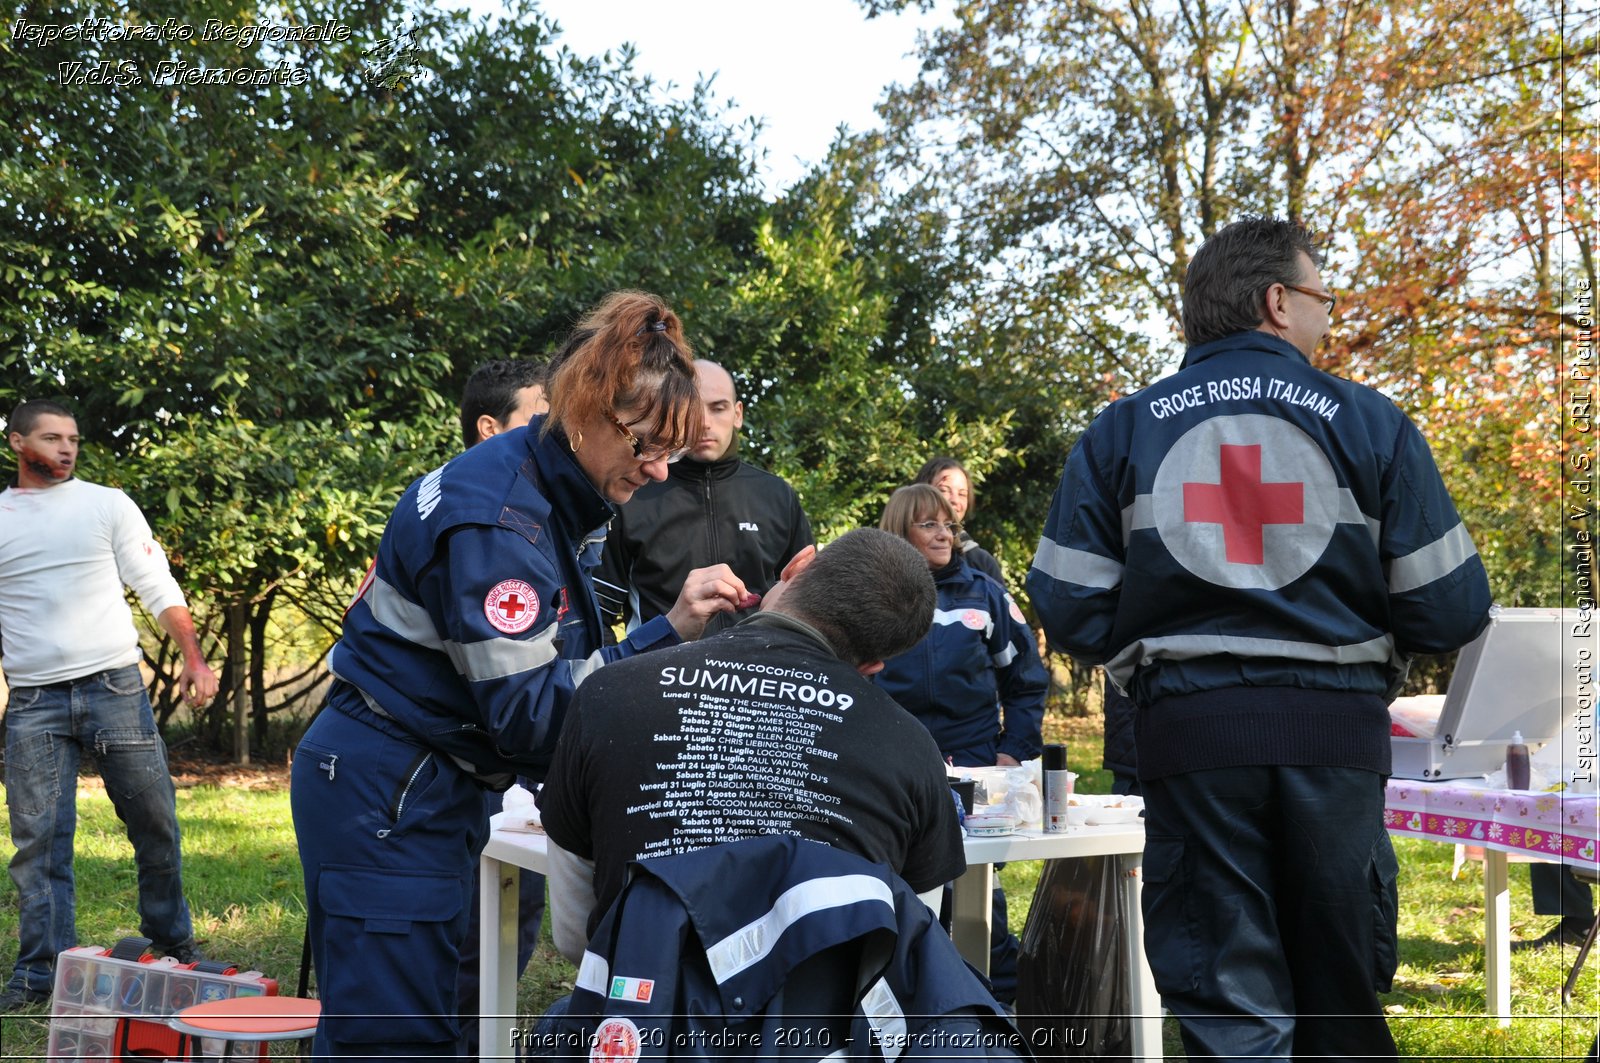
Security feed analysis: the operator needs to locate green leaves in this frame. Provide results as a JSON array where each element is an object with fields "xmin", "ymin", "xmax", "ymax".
[{"xmin": 1, "ymin": 1, "xmax": 768, "ymax": 726}]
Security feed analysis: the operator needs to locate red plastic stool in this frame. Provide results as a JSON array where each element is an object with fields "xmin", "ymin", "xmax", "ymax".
[{"xmin": 168, "ymin": 996, "xmax": 321, "ymax": 1059}]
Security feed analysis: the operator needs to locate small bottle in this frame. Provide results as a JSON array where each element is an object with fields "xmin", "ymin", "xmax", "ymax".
[
  {"xmin": 1505, "ymin": 730, "xmax": 1530, "ymax": 790},
  {"xmin": 1042, "ymin": 744, "xmax": 1070, "ymax": 833}
]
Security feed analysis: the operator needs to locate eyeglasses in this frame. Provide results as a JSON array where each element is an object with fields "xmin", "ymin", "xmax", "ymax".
[
  {"xmin": 606, "ymin": 411, "xmax": 686, "ymax": 463},
  {"xmin": 1283, "ymin": 282, "xmax": 1337, "ymax": 314},
  {"xmin": 911, "ymin": 520, "xmax": 963, "ymax": 536}
]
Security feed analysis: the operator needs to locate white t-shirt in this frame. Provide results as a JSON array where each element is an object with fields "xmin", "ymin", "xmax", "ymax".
[{"xmin": 0, "ymin": 478, "xmax": 187, "ymax": 686}]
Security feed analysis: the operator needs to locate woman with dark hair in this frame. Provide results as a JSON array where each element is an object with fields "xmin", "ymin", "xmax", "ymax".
[
  {"xmin": 914, "ymin": 456, "xmax": 1004, "ymax": 584},
  {"xmin": 874, "ymin": 483, "xmax": 1049, "ymax": 1004},
  {"xmin": 291, "ymin": 290, "xmax": 748, "ymax": 1058}
]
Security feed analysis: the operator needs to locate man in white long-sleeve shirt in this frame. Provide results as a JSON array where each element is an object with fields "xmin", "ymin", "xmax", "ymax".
[{"xmin": 0, "ymin": 400, "xmax": 219, "ymax": 1012}]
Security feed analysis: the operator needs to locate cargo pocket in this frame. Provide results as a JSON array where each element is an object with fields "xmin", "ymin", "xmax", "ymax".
[
  {"xmin": 94, "ymin": 728, "xmax": 165, "ymax": 802},
  {"xmin": 1369, "ymin": 835, "xmax": 1400, "ymax": 991},
  {"xmin": 1140, "ymin": 835, "xmax": 1200, "ymax": 994},
  {"xmin": 318, "ymin": 865, "xmax": 465, "ymax": 1047},
  {"xmin": 4, "ymin": 728, "xmax": 58, "ymax": 817}
]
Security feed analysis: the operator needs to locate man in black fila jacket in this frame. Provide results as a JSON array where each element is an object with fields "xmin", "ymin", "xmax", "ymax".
[{"xmin": 596, "ymin": 359, "xmax": 813, "ymax": 638}]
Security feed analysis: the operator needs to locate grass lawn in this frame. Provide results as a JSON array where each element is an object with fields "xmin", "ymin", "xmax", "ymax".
[{"xmin": 1, "ymin": 712, "xmax": 1597, "ymax": 1059}]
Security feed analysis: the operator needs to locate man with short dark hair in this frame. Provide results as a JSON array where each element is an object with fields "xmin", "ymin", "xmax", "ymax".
[
  {"xmin": 1028, "ymin": 216, "xmax": 1492, "ymax": 1059},
  {"xmin": 458, "ymin": 359, "xmax": 549, "ymax": 450},
  {"xmin": 596, "ymin": 360, "xmax": 812, "ymax": 638},
  {"xmin": 539, "ymin": 529, "xmax": 963, "ymax": 955},
  {"xmin": 1, "ymin": 400, "xmax": 218, "ymax": 1011}
]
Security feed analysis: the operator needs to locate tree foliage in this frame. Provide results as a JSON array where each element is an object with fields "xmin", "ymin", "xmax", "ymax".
[
  {"xmin": 0, "ymin": 1, "xmax": 765, "ymax": 745},
  {"xmin": 861, "ymin": 0, "xmax": 1595, "ymax": 617}
]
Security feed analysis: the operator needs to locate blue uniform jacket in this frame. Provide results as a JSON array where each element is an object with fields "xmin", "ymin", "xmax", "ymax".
[
  {"xmin": 875, "ymin": 561, "xmax": 1047, "ymax": 765},
  {"xmin": 543, "ymin": 835, "xmax": 1023, "ymax": 1061},
  {"xmin": 1026, "ymin": 332, "xmax": 1492, "ymax": 707},
  {"xmin": 327, "ymin": 419, "xmax": 678, "ymax": 783}
]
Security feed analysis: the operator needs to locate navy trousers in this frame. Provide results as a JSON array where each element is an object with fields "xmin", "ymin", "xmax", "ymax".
[
  {"xmin": 1531, "ymin": 862, "xmax": 1595, "ymax": 928},
  {"xmin": 292, "ymin": 701, "xmax": 489, "ymax": 1058},
  {"xmin": 1141, "ymin": 766, "xmax": 1399, "ymax": 1062}
]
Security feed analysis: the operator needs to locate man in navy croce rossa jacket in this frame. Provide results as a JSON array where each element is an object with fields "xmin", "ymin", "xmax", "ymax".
[{"xmin": 1028, "ymin": 216, "xmax": 1491, "ymax": 1061}]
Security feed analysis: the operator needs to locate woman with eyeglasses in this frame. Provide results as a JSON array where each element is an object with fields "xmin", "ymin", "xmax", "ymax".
[
  {"xmin": 291, "ymin": 290, "xmax": 748, "ymax": 1059},
  {"xmin": 913, "ymin": 455, "xmax": 1005, "ymax": 586},
  {"xmin": 874, "ymin": 483, "xmax": 1048, "ymax": 1005}
]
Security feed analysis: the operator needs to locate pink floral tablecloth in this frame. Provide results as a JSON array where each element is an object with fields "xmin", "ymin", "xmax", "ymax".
[{"xmin": 1385, "ymin": 781, "xmax": 1600, "ymax": 869}]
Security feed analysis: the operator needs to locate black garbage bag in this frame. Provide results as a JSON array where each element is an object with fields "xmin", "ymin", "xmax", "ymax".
[{"xmin": 1015, "ymin": 855, "xmax": 1132, "ymax": 1061}]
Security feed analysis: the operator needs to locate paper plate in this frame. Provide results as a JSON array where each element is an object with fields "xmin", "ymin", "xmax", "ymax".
[{"xmin": 964, "ymin": 813, "xmax": 1018, "ymax": 837}]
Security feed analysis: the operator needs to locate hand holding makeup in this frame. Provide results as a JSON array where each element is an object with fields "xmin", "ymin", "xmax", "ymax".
[{"xmin": 665, "ymin": 564, "xmax": 747, "ymax": 641}]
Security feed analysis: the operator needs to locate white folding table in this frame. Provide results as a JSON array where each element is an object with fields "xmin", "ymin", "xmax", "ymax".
[{"xmin": 478, "ymin": 818, "xmax": 1161, "ymax": 1060}]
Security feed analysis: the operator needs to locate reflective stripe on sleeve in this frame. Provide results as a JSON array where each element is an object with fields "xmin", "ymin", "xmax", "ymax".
[
  {"xmin": 1388, "ymin": 522, "xmax": 1478, "ymax": 595},
  {"xmin": 568, "ymin": 649, "xmax": 606, "ymax": 687},
  {"xmin": 859, "ymin": 977, "xmax": 907, "ymax": 1062},
  {"xmin": 932, "ymin": 607, "xmax": 992, "ymax": 636},
  {"xmin": 365, "ymin": 575, "xmax": 444, "ymax": 649},
  {"xmin": 1031, "ymin": 538, "xmax": 1123, "ymax": 591},
  {"xmin": 703, "ymin": 874, "xmax": 894, "ymax": 984},
  {"xmin": 445, "ymin": 626, "xmax": 559, "ymax": 683},
  {"xmin": 574, "ymin": 950, "xmax": 611, "ymax": 996}
]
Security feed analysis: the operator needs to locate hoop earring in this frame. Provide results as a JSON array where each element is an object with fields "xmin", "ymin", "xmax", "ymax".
[{"xmin": 569, "ymin": 430, "xmax": 582, "ymax": 452}]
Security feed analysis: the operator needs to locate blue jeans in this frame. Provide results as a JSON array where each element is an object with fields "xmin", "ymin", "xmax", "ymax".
[{"xmin": 4, "ymin": 665, "xmax": 195, "ymax": 993}]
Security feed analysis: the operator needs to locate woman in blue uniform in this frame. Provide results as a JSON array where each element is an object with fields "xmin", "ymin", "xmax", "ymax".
[
  {"xmin": 290, "ymin": 291, "xmax": 748, "ymax": 1058},
  {"xmin": 874, "ymin": 483, "xmax": 1049, "ymax": 1004}
]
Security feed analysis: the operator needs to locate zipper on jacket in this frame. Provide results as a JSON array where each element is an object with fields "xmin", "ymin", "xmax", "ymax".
[
  {"xmin": 578, "ymin": 528, "xmax": 606, "ymax": 562},
  {"xmin": 704, "ymin": 478, "xmax": 719, "ymax": 562},
  {"xmin": 389, "ymin": 750, "xmax": 432, "ymax": 823}
]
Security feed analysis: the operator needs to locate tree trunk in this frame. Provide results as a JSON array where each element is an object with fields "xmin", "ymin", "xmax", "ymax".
[
  {"xmin": 228, "ymin": 601, "xmax": 249, "ymax": 765},
  {"xmin": 250, "ymin": 588, "xmax": 276, "ymax": 748}
]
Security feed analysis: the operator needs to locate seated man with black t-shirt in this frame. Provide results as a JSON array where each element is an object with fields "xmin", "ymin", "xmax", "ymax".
[{"xmin": 537, "ymin": 529, "xmax": 967, "ymax": 960}]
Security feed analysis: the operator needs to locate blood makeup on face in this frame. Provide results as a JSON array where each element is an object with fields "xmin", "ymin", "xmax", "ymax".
[{"xmin": 18, "ymin": 446, "xmax": 70, "ymax": 481}]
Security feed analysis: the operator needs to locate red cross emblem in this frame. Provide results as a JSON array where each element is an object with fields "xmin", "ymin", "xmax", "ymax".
[
  {"xmin": 484, "ymin": 579, "xmax": 539, "ymax": 634},
  {"xmin": 589, "ymin": 1017, "xmax": 642, "ymax": 1063},
  {"xmin": 1150, "ymin": 414, "xmax": 1339, "ymax": 591},
  {"xmin": 1182, "ymin": 444, "xmax": 1304, "ymax": 565}
]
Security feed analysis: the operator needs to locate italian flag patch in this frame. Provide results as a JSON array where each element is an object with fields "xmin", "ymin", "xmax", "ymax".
[{"xmin": 609, "ymin": 976, "xmax": 654, "ymax": 1002}]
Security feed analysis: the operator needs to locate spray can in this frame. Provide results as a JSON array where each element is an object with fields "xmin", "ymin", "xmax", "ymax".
[
  {"xmin": 1505, "ymin": 730, "xmax": 1530, "ymax": 790},
  {"xmin": 1042, "ymin": 744, "xmax": 1070, "ymax": 832}
]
